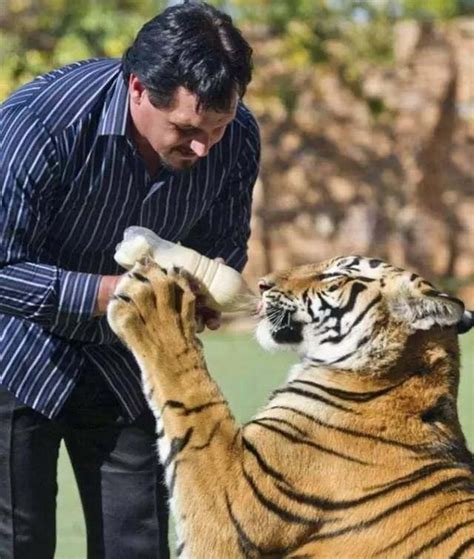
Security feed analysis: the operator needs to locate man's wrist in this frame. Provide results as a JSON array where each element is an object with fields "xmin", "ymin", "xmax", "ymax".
[{"xmin": 94, "ymin": 275, "xmax": 121, "ymax": 316}]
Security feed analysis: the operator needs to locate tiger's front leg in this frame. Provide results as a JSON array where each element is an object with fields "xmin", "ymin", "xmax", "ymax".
[{"xmin": 107, "ymin": 262, "xmax": 245, "ymax": 558}]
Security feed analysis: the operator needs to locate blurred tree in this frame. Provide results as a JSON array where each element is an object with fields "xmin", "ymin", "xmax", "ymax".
[
  {"xmin": 402, "ymin": 0, "xmax": 464, "ymax": 19},
  {"xmin": 231, "ymin": 0, "xmax": 396, "ymax": 116},
  {"xmin": 457, "ymin": 0, "xmax": 474, "ymax": 15},
  {"xmin": 0, "ymin": 0, "xmax": 165, "ymax": 99}
]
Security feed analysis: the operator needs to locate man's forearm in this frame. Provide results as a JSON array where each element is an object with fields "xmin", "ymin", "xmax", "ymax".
[
  {"xmin": 0, "ymin": 261, "xmax": 102, "ymax": 327},
  {"xmin": 0, "ymin": 264, "xmax": 122, "ymax": 344}
]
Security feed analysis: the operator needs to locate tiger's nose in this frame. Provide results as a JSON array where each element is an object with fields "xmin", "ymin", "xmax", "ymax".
[{"xmin": 258, "ymin": 279, "xmax": 274, "ymax": 294}]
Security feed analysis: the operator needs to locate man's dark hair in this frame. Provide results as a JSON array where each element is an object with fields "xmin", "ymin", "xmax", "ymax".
[{"xmin": 122, "ymin": 1, "xmax": 252, "ymax": 111}]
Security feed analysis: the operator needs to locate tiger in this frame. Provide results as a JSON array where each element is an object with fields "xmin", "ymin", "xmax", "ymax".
[{"xmin": 107, "ymin": 255, "xmax": 474, "ymax": 558}]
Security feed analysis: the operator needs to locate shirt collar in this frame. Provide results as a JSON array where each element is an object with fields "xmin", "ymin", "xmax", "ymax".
[{"xmin": 98, "ymin": 71, "xmax": 129, "ymax": 136}]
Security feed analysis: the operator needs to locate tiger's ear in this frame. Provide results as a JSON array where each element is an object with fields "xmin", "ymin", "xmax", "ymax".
[
  {"xmin": 388, "ymin": 279, "xmax": 465, "ymax": 332},
  {"xmin": 457, "ymin": 310, "xmax": 474, "ymax": 334}
]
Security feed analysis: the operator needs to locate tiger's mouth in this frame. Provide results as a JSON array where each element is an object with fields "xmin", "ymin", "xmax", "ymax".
[
  {"xmin": 272, "ymin": 323, "xmax": 303, "ymax": 344},
  {"xmin": 265, "ymin": 305, "xmax": 303, "ymax": 345}
]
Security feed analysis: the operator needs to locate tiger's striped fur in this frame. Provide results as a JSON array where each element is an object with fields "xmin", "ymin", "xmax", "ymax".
[{"xmin": 107, "ymin": 255, "xmax": 474, "ymax": 558}]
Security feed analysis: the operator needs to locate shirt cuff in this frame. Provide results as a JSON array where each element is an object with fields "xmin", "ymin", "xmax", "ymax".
[{"xmin": 57, "ymin": 270, "xmax": 102, "ymax": 322}]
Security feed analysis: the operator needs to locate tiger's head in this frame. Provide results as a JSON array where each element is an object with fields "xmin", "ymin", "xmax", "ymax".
[{"xmin": 256, "ymin": 256, "xmax": 472, "ymax": 374}]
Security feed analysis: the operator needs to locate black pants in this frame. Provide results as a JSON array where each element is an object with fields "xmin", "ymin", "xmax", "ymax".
[{"xmin": 0, "ymin": 373, "xmax": 169, "ymax": 559}]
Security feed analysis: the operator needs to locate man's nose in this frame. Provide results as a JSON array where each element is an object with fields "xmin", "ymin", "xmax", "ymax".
[{"xmin": 190, "ymin": 134, "xmax": 211, "ymax": 157}]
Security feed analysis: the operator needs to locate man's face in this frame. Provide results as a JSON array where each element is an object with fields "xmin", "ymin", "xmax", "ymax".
[{"xmin": 129, "ymin": 75, "xmax": 238, "ymax": 171}]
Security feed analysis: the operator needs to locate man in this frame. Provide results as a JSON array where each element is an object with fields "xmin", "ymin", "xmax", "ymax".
[{"xmin": 0, "ymin": 2, "xmax": 260, "ymax": 557}]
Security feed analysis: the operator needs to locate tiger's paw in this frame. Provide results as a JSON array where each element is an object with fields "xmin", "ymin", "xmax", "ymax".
[{"xmin": 107, "ymin": 262, "xmax": 200, "ymax": 366}]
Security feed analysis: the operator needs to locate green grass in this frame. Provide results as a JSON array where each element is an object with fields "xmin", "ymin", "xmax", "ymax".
[{"xmin": 56, "ymin": 331, "xmax": 474, "ymax": 558}]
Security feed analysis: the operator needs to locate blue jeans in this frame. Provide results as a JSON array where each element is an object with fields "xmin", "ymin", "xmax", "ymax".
[{"xmin": 0, "ymin": 372, "xmax": 169, "ymax": 559}]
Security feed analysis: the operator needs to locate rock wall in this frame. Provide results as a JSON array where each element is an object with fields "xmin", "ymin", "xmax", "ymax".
[{"xmin": 242, "ymin": 18, "xmax": 474, "ymax": 306}]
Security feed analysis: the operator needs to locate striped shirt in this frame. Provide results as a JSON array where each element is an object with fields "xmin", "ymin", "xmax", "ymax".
[{"xmin": 0, "ymin": 58, "xmax": 260, "ymax": 419}]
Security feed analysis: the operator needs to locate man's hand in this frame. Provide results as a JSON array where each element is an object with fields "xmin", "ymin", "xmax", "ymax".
[
  {"xmin": 94, "ymin": 275, "xmax": 122, "ymax": 316},
  {"xmin": 193, "ymin": 257, "xmax": 225, "ymax": 332}
]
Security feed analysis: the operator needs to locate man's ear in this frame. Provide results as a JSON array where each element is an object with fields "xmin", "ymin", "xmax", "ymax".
[
  {"xmin": 129, "ymin": 74, "xmax": 146, "ymax": 104},
  {"xmin": 388, "ymin": 277, "xmax": 465, "ymax": 331}
]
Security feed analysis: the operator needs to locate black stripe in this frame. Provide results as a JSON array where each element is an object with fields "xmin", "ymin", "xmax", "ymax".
[
  {"xmin": 349, "ymin": 276, "xmax": 377, "ymax": 283},
  {"xmin": 190, "ymin": 417, "xmax": 230, "ymax": 450},
  {"xmin": 182, "ymin": 400, "xmax": 227, "ymax": 415},
  {"xmin": 439, "ymin": 497, "xmax": 474, "ymax": 511},
  {"xmin": 268, "ymin": 405, "xmax": 427, "ymax": 452},
  {"xmin": 163, "ymin": 428, "xmax": 194, "ymax": 468},
  {"xmin": 242, "ymin": 468, "xmax": 320, "ymax": 526},
  {"xmin": 375, "ymin": 514, "xmax": 440, "ymax": 555},
  {"xmin": 162, "ymin": 399, "xmax": 226, "ymax": 415},
  {"xmin": 308, "ymin": 336, "xmax": 373, "ymax": 366},
  {"xmin": 277, "ymin": 462, "xmax": 467, "ymax": 512},
  {"xmin": 175, "ymin": 542, "xmax": 185, "ymax": 557},
  {"xmin": 447, "ymin": 497, "xmax": 474, "ymax": 508},
  {"xmin": 345, "ymin": 256, "xmax": 361, "ymax": 268},
  {"xmin": 319, "ymin": 293, "xmax": 382, "ymax": 345},
  {"xmin": 315, "ymin": 292, "xmax": 332, "ymax": 311},
  {"xmin": 224, "ymin": 493, "xmax": 290, "ymax": 557},
  {"xmin": 307, "ymin": 476, "xmax": 470, "ymax": 541},
  {"xmin": 271, "ymin": 386, "xmax": 354, "ymax": 413},
  {"xmin": 347, "ymin": 292, "xmax": 381, "ymax": 327},
  {"xmin": 168, "ymin": 461, "xmax": 180, "ymax": 496},
  {"xmin": 302, "ymin": 289, "xmax": 315, "ymax": 320},
  {"xmin": 330, "ymin": 282, "xmax": 367, "ymax": 320},
  {"xmin": 162, "ymin": 400, "xmax": 185, "ymax": 411},
  {"xmin": 408, "ymin": 520, "xmax": 474, "ymax": 558},
  {"xmin": 251, "ymin": 420, "xmax": 369, "ymax": 465},
  {"xmin": 225, "ymin": 493, "xmax": 261, "ymax": 556},
  {"xmin": 242, "ymin": 436, "xmax": 292, "ymax": 486},
  {"xmin": 450, "ymin": 538, "xmax": 474, "ymax": 559},
  {"xmin": 290, "ymin": 378, "xmax": 397, "ymax": 403},
  {"xmin": 327, "ymin": 333, "xmax": 372, "ymax": 365},
  {"xmin": 315, "ymin": 272, "xmax": 344, "ymax": 280},
  {"xmin": 249, "ymin": 416, "xmax": 308, "ymax": 437},
  {"xmin": 131, "ymin": 271, "xmax": 149, "ymax": 283},
  {"xmin": 365, "ymin": 463, "xmax": 468, "ymax": 492},
  {"xmin": 377, "ymin": 498, "xmax": 474, "ymax": 555}
]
